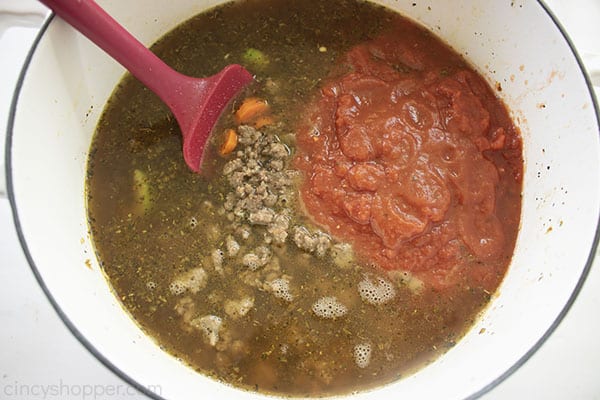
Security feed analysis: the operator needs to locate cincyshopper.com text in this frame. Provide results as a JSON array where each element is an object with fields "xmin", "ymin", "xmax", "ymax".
[{"xmin": 2, "ymin": 379, "xmax": 162, "ymax": 399}]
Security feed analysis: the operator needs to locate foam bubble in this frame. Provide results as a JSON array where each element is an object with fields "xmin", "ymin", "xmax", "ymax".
[
  {"xmin": 312, "ymin": 296, "xmax": 347, "ymax": 319},
  {"xmin": 354, "ymin": 343, "xmax": 372, "ymax": 368},
  {"xmin": 191, "ymin": 315, "xmax": 222, "ymax": 346},
  {"xmin": 242, "ymin": 253, "xmax": 260, "ymax": 270},
  {"xmin": 169, "ymin": 267, "xmax": 208, "ymax": 295},
  {"xmin": 270, "ymin": 278, "xmax": 293, "ymax": 302},
  {"xmin": 185, "ymin": 268, "xmax": 208, "ymax": 293},
  {"xmin": 358, "ymin": 274, "xmax": 396, "ymax": 305},
  {"xmin": 242, "ymin": 247, "xmax": 271, "ymax": 271},
  {"xmin": 224, "ymin": 297, "xmax": 254, "ymax": 319},
  {"xmin": 169, "ymin": 281, "xmax": 186, "ymax": 296}
]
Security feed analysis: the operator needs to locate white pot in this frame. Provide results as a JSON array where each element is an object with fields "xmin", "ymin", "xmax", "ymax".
[{"xmin": 6, "ymin": 1, "xmax": 600, "ymax": 399}]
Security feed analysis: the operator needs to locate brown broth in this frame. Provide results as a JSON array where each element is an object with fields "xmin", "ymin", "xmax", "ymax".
[{"xmin": 86, "ymin": 0, "xmax": 520, "ymax": 397}]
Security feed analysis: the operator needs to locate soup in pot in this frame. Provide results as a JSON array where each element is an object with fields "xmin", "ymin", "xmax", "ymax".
[{"xmin": 86, "ymin": 0, "xmax": 523, "ymax": 396}]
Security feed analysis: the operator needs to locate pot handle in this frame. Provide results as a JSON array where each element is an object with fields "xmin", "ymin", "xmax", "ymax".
[{"xmin": 0, "ymin": 1, "xmax": 48, "ymax": 197}]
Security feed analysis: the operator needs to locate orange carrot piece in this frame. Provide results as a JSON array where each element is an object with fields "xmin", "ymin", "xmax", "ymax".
[
  {"xmin": 219, "ymin": 129, "xmax": 238, "ymax": 155},
  {"xmin": 253, "ymin": 115, "xmax": 275, "ymax": 129},
  {"xmin": 235, "ymin": 97, "xmax": 270, "ymax": 125}
]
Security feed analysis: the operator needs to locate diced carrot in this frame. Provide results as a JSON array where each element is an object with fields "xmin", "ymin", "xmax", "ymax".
[
  {"xmin": 235, "ymin": 97, "xmax": 270, "ymax": 125},
  {"xmin": 219, "ymin": 129, "xmax": 238, "ymax": 155},
  {"xmin": 253, "ymin": 115, "xmax": 275, "ymax": 129}
]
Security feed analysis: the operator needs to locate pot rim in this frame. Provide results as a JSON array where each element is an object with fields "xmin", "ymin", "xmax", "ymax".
[{"xmin": 5, "ymin": 2, "xmax": 600, "ymax": 399}]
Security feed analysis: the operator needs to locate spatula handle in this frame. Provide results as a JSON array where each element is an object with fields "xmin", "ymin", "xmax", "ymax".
[{"xmin": 38, "ymin": 0, "xmax": 182, "ymax": 104}]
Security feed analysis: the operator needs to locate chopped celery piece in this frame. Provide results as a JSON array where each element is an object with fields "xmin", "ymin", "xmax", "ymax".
[
  {"xmin": 133, "ymin": 169, "xmax": 151, "ymax": 215},
  {"xmin": 243, "ymin": 48, "xmax": 269, "ymax": 69}
]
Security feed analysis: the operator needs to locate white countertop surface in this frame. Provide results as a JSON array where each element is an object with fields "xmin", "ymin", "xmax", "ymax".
[{"xmin": 1, "ymin": 1, "xmax": 599, "ymax": 399}]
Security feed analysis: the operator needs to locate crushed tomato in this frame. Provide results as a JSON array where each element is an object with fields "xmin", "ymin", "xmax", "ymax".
[{"xmin": 295, "ymin": 23, "xmax": 523, "ymax": 290}]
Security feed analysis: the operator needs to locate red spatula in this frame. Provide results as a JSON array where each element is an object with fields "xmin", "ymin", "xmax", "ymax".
[{"xmin": 39, "ymin": 0, "xmax": 253, "ymax": 173}]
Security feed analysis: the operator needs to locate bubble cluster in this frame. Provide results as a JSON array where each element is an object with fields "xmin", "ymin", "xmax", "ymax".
[
  {"xmin": 169, "ymin": 267, "xmax": 208, "ymax": 295},
  {"xmin": 312, "ymin": 296, "xmax": 347, "ymax": 319},
  {"xmin": 354, "ymin": 343, "xmax": 372, "ymax": 368},
  {"xmin": 146, "ymin": 281, "xmax": 157, "ymax": 291},
  {"xmin": 169, "ymin": 281, "xmax": 186, "ymax": 296},
  {"xmin": 242, "ymin": 247, "xmax": 271, "ymax": 271},
  {"xmin": 269, "ymin": 278, "xmax": 293, "ymax": 302},
  {"xmin": 358, "ymin": 274, "xmax": 396, "ymax": 305},
  {"xmin": 189, "ymin": 217, "xmax": 198, "ymax": 228},
  {"xmin": 242, "ymin": 253, "xmax": 260, "ymax": 270}
]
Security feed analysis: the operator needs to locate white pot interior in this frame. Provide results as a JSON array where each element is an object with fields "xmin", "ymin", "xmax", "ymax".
[{"xmin": 8, "ymin": 0, "xmax": 600, "ymax": 399}]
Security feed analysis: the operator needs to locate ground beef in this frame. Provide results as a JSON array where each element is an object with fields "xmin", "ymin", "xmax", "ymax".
[
  {"xmin": 249, "ymin": 208, "xmax": 276, "ymax": 225},
  {"xmin": 226, "ymin": 235, "xmax": 240, "ymax": 256},
  {"xmin": 292, "ymin": 226, "xmax": 332, "ymax": 257},
  {"xmin": 221, "ymin": 126, "xmax": 294, "ymax": 244},
  {"xmin": 218, "ymin": 126, "xmax": 339, "ymax": 276},
  {"xmin": 268, "ymin": 214, "xmax": 290, "ymax": 244}
]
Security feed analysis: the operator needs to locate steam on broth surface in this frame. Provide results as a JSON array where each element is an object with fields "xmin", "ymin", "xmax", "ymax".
[{"xmin": 86, "ymin": 0, "xmax": 522, "ymax": 396}]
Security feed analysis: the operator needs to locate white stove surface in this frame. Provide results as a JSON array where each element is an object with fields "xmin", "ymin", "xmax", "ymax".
[{"xmin": 1, "ymin": 1, "xmax": 599, "ymax": 399}]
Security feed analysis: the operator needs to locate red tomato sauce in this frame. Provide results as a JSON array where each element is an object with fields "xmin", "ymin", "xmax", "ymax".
[{"xmin": 295, "ymin": 22, "xmax": 523, "ymax": 290}]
